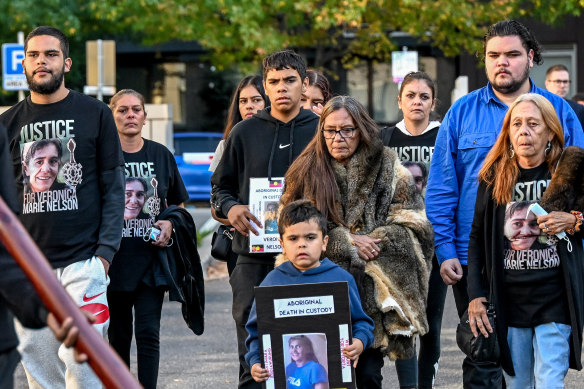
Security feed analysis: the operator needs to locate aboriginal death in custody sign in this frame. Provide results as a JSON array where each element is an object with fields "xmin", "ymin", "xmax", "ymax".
[
  {"xmin": 249, "ymin": 177, "xmax": 284, "ymax": 253},
  {"xmin": 255, "ymin": 282, "xmax": 356, "ymax": 389}
]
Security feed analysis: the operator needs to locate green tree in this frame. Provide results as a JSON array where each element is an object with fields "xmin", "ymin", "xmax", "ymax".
[
  {"xmin": 1, "ymin": 0, "xmax": 583, "ymax": 86},
  {"xmin": 86, "ymin": 0, "xmax": 584, "ymax": 69}
]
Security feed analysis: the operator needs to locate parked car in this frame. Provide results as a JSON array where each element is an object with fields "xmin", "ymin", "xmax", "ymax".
[{"xmin": 174, "ymin": 132, "xmax": 223, "ymax": 202}]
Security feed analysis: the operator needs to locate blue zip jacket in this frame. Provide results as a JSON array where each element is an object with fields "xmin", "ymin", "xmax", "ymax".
[
  {"xmin": 245, "ymin": 258, "xmax": 375, "ymax": 367},
  {"xmin": 426, "ymin": 80, "xmax": 584, "ymax": 266}
]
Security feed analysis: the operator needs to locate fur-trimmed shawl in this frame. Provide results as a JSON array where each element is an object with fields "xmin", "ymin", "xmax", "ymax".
[
  {"xmin": 540, "ymin": 146, "xmax": 584, "ymax": 212},
  {"xmin": 294, "ymin": 138, "xmax": 434, "ymax": 359}
]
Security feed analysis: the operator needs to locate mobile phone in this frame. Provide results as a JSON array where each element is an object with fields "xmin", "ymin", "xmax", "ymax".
[{"xmin": 527, "ymin": 203, "xmax": 566, "ymax": 239}]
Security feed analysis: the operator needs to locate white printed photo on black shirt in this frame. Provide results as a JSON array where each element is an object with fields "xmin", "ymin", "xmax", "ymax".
[
  {"xmin": 20, "ymin": 137, "xmax": 81, "ymax": 214},
  {"xmin": 503, "ymin": 201, "xmax": 560, "ymax": 270},
  {"xmin": 122, "ymin": 175, "xmax": 156, "ymax": 240}
]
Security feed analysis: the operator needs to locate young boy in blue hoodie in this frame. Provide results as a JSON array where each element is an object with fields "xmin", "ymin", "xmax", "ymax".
[{"xmin": 245, "ymin": 200, "xmax": 375, "ymax": 385}]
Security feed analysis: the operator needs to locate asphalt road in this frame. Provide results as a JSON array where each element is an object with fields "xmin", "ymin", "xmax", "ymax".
[{"xmin": 15, "ymin": 277, "xmax": 584, "ymax": 388}]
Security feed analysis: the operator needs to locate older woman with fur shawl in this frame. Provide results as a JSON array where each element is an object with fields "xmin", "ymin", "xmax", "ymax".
[
  {"xmin": 281, "ymin": 95, "xmax": 434, "ymax": 388},
  {"xmin": 467, "ymin": 93, "xmax": 584, "ymax": 388}
]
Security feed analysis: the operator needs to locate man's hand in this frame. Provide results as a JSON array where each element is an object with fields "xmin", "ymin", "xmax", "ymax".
[
  {"xmin": 440, "ymin": 258, "xmax": 463, "ymax": 285},
  {"xmin": 342, "ymin": 338, "xmax": 364, "ymax": 368},
  {"xmin": 152, "ymin": 220, "xmax": 173, "ymax": 247},
  {"xmin": 251, "ymin": 363, "xmax": 270, "ymax": 382},
  {"xmin": 227, "ymin": 205, "xmax": 262, "ymax": 236},
  {"xmin": 97, "ymin": 256, "xmax": 110, "ymax": 275},
  {"xmin": 47, "ymin": 311, "xmax": 96, "ymax": 363}
]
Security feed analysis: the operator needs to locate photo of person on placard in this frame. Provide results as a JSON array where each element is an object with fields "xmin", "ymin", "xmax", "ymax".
[
  {"xmin": 264, "ymin": 201, "xmax": 279, "ymax": 234},
  {"xmin": 283, "ymin": 334, "xmax": 329, "ymax": 389},
  {"xmin": 124, "ymin": 177, "xmax": 149, "ymax": 220},
  {"xmin": 22, "ymin": 138, "xmax": 64, "ymax": 193},
  {"xmin": 504, "ymin": 201, "xmax": 541, "ymax": 250}
]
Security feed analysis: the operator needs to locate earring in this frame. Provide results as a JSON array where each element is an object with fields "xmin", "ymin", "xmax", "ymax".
[
  {"xmin": 545, "ymin": 141, "xmax": 551, "ymax": 155},
  {"xmin": 509, "ymin": 144, "xmax": 515, "ymax": 159}
]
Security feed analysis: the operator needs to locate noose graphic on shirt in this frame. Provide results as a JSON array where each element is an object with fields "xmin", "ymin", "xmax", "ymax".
[
  {"xmin": 62, "ymin": 139, "xmax": 83, "ymax": 189},
  {"xmin": 146, "ymin": 177, "xmax": 160, "ymax": 219}
]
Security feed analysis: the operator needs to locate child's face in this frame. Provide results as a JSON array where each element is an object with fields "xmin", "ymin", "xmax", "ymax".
[{"xmin": 279, "ymin": 220, "xmax": 328, "ymax": 271}]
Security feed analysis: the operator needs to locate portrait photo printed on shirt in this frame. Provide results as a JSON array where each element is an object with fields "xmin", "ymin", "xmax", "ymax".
[
  {"xmin": 123, "ymin": 161, "xmax": 161, "ymax": 239},
  {"xmin": 255, "ymin": 282, "xmax": 355, "ymax": 389},
  {"xmin": 503, "ymin": 200, "xmax": 560, "ymax": 271},
  {"xmin": 20, "ymin": 135, "xmax": 81, "ymax": 215}
]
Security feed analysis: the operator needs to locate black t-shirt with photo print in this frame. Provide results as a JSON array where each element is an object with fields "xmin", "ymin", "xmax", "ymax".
[
  {"xmin": 0, "ymin": 90, "xmax": 124, "ymax": 268},
  {"xmin": 503, "ymin": 163, "xmax": 568, "ymax": 327},
  {"xmin": 108, "ymin": 138, "xmax": 188, "ymax": 292}
]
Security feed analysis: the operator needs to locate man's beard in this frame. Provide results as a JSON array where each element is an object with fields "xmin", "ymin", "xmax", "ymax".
[
  {"xmin": 489, "ymin": 62, "xmax": 530, "ymax": 95},
  {"xmin": 25, "ymin": 65, "xmax": 65, "ymax": 95}
]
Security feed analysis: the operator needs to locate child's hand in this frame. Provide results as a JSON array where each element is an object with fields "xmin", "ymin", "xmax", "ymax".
[
  {"xmin": 251, "ymin": 363, "xmax": 270, "ymax": 382},
  {"xmin": 342, "ymin": 338, "xmax": 364, "ymax": 368}
]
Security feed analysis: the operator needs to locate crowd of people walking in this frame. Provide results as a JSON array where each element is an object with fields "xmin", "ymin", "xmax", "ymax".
[{"xmin": 1, "ymin": 16, "xmax": 584, "ymax": 389}]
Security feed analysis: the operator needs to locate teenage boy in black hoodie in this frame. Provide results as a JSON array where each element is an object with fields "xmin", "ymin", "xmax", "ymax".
[{"xmin": 211, "ymin": 49, "xmax": 319, "ymax": 389}]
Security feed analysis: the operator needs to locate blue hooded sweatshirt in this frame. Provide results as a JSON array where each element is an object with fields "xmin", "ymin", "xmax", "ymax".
[{"xmin": 245, "ymin": 258, "xmax": 375, "ymax": 367}]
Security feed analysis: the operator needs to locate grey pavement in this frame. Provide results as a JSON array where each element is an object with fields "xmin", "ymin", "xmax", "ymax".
[{"xmin": 15, "ymin": 277, "xmax": 584, "ymax": 388}]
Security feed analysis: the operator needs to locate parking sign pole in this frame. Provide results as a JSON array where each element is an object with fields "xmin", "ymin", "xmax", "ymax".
[{"xmin": 17, "ymin": 32, "xmax": 24, "ymax": 102}]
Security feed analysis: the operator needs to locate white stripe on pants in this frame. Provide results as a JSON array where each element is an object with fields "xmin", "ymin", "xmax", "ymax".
[{"xmin": 15, "ymin": 256, "xmax": 110, "ymax": 389}]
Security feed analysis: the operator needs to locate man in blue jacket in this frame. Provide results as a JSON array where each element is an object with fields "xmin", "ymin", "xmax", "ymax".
[{"xmin": 426, "ymin": 19, "xmax": 584, "ymax": 388}]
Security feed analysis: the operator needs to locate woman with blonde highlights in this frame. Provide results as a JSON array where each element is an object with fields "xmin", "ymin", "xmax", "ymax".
[{"xmin": 468, "ymin": 93, "xmax": 584, "ymax": 388}]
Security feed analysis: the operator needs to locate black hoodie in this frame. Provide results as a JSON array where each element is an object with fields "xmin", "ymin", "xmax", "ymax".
[{"xmin": 211, "ymin": 107, "xmax": 318, "ymax": 258}]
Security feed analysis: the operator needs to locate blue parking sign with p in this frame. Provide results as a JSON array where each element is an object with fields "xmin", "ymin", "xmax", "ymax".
[{"xmin": 2, "ymin": 43, "xmax": 28, "ymax": 91}]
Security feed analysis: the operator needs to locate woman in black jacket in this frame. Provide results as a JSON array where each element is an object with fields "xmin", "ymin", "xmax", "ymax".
[{"xmin": 467, "ymin": 93, "xmax": 584, "ymax": 388}]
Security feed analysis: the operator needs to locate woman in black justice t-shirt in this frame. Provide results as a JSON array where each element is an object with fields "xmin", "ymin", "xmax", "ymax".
[
  {"xmin": 107, "ymin": 89, "xmax": 188, "ymax": 389},
  {"xmin": 467, "ymin": 93, "xmax": 584, "ymax": 388},
  {"xmin": 381, "ymin": 71, "xmax": 444, "ymax": 389}
]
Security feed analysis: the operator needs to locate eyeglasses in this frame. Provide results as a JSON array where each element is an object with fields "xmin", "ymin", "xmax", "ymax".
[
  {"xmin": 322, "ymin": 128, "xmax": 357, "ymax": 139},
  {"xmin": 548, "ymin": 79, "xmax": 571, "ymax": 85}
]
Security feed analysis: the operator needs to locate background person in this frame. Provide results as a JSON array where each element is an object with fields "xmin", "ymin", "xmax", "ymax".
[
  {"xmin": 22, "ymin": 138, "xmax": 63, "ymax": 193},
  {"xmin": 572, "ymin": 92, "xmax": 584, "ymax": 106},
  {"xmin": 210, "ymin": 50, "xmax": 319, "ymax": 389},
  {"xmin": 209, "ymin": 75, "xmax": 268, "ymax": 173},
  {"xmin": 209, "ymin": 75, "xmax": 268, "ymax": 275},
  {"xmin": 382, "ymin": 71, "xmax": 444, "ymax": 389},
  {"xmin": 544, "ymin": 64, "xmax": 584, "ymax": 128},
  {"xmin": 301, "ymin": 69, "xmax": 332, "ymax": 115},
  {"xmin": 403, "ymin": 161, "xmax": 427, "ymax": 194},
  {"xmin": 108, "ymin": 89, "xmax": 188, "ymax": 389},
  {"xmin": 281, "ymin": 96, "xmax": 434, "ymax": 388},
  {"xmin": 467, "ymin": 93, "xmax": 584, "ymax": 388}
]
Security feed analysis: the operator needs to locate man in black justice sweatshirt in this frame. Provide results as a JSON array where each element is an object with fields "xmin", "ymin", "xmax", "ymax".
[
  {"xmin": 211, "ymin": 50, "xmax": 319, "ymax": 389},
  {"xmin": 0, "ymin": 26, "xmax": 124, "ymax": 388}
]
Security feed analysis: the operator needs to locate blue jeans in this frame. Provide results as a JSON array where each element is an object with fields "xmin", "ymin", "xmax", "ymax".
[{"xmin": 504, "ymin": 323, "xmax": 571, "ymax": 389}]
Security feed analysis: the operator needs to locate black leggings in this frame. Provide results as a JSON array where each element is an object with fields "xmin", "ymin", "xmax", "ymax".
[
  {"xmin": 108, "ymin": 283, "xmax": 165, "ymax": 389},
  {"xmin": 230, "ymin": 255, "xmax": 275, "ymax": 389},
  {"xmin": 395, "ymin": 256, "xmax": 448, "ymax": 388}
]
